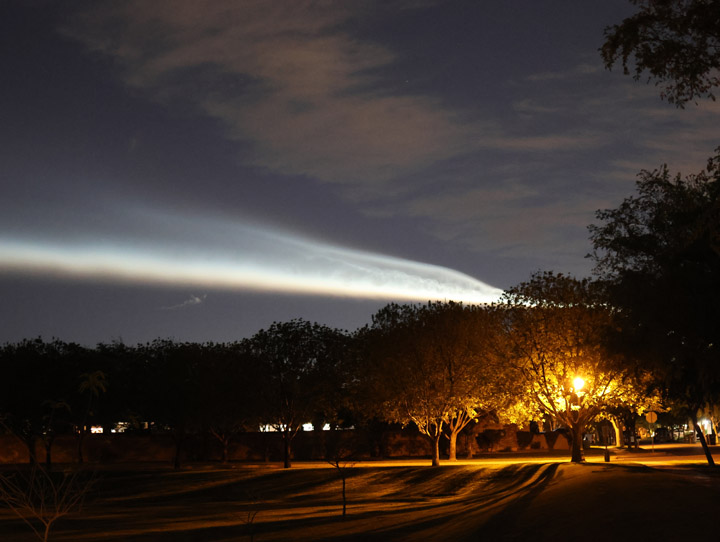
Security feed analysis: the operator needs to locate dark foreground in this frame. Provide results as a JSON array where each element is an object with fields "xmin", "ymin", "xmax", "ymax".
[{"xmin": 0, "ymin": 449, "xmax": 718, "ymax": 541}]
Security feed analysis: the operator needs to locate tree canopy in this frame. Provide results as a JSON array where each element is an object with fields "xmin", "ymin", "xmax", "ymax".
[
  {"xmin": 358, "ymin": 302, "xmax": 521, "ymax": 466},
  {"xmin": 590, "ymin": 153, "xmax": 720, "ymax": 464},
  {"xmin": 248, "ymin": 319, "xmax": 349, "ymax": 468},
  {"xmin": 601, "ymin": 0, "xmax": 720, "ymax": 106},
  {"xmin": 500, "ymin": 272, "xmax": 644, "ymax": 462}
]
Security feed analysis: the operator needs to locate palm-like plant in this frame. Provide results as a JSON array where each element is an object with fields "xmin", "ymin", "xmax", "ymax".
[{"xmin": 76, "ymin": 371, "xmax": 107, "ymax": 464}]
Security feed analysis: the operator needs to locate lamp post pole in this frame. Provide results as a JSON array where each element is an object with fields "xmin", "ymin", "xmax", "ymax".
[{"xmin": 645, "ymin": 411, "xmax": 658, "ymax": 452}]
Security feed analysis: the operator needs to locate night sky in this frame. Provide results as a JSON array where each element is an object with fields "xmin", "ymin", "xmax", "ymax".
[{"xmin": 2, "ymin": 0, "xmax": 718, "ymax": 346}]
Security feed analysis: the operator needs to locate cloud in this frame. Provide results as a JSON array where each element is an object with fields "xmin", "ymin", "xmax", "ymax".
[
  {"xmin": 63, "ymin": 0, "xmax": 476, "ymax": 188},
  {"xmin": 58, "ymin": 4, "xmax": 720, "ymax": 279},
  {"xmin": 478, "ymin": 132, "xmax": 609, "ymax": 152},
  {"xmin": 0, "ymin": 206, "xmax": 504, "ymax": 304},
  {"xmin": 512, "ymin": 98, "xmax": 562, "ymax": 115},
  {"xmin": 160, "ymin": 294, "xmax": 207, "ymax": 311}
]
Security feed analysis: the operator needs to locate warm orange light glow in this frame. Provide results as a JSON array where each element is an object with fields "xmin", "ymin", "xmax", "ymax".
[{"xmin": 573, "ymin": 377, "xmax": 585, "ymax": 391}]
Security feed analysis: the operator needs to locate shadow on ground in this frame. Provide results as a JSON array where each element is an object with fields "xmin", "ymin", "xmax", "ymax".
[{"xmin": 1, "ymin": 461, "xmax": 719, "ymax": 541}]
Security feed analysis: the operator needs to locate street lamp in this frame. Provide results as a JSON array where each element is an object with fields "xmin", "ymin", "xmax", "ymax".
[{"xmin": 573, "ymin": 376, "xmax": 585, "ymax": 392}]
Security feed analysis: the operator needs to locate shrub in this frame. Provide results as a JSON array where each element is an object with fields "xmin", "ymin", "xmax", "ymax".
[
  {"xmin": 476, "ymin": 429, "xmax": 505, "ymax": 452},
  {"xmin": 516, "ymin": 431, "xmax": 533, "ymax": 450}
]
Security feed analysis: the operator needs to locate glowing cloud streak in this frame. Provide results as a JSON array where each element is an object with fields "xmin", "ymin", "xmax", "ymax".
[{"xmin": 0, "ymin": 212, "xmax": 503, "ymax": 304}]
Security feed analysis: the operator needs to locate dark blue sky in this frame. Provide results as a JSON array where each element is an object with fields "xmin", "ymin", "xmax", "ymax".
[{"xmin": 2, "ymin": 0, "xmax": 718, "ymax": 345}]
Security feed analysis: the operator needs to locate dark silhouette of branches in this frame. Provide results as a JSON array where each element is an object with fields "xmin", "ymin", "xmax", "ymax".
[{"xmin": 0, "ymin": 464, "xmax": 96, "ymax": 542}]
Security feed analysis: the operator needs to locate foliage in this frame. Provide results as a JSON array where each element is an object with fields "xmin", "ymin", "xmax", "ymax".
[
  {"xmin": 197, "ymin": 341, "xmax": 260, "ymax": 463},
  {"xmin": 0, "ymin": 339, "xmax": 83, "ymax": 464},
  {"xmin": 515, "ymin": 431, "xmax": 534, "ymax": 450},
  {"xmin": 501, "ymin": 272, "xmax": 640, "ymax": 462},
  {"xmin": 75, "ymin": 370, "xmax": 107, "ymax": 464},
  {"xmin": 248, "ymin": 319, "xmax": 349, "ymax": 468},
  {"xmin": 601, "ymin": 0, "xmax": 720, "ymax": 106},
  {"xmin": 475, "ymin": 429, "xmax": 505, "ymax": 452},
  {"xmin": 136, "ymin": 340, "xmax": 210, "ymax": 468},
  {"xmin": 359, "ymin": 302, "xmax": 520, "ymax": 465},
  {"xmin": 589, "ymin": 153, "xmax": 720, "ymax": 464}
]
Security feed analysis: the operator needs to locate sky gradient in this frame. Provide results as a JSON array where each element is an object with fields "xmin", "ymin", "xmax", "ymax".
[{"xmin": 2, "ymin": 0, "xmax": 719, "ymax": 345}]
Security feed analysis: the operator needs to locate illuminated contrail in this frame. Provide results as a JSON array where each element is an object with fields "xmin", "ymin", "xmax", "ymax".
[{"xmin": 0, "ymin": 210, "xmax": 503, "ymax": 304}]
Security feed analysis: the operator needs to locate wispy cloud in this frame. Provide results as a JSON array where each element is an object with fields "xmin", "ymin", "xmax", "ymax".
[
  {"xmin": 161, "ymin": 294, "xmax": 207, "ymax": 311},
  {"xmin": 478, "ymin": 132, "xmax": 609, "ymax": 152},
  {"xmin": 59, "ymin": 4, "xmax": 720, "ymax": 283},
  {"xmin": 63, "ymin": 0, "xmax": 476, "ymax": 189}
]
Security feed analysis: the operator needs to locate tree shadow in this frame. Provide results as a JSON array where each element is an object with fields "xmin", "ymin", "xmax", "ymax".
[{"xmin": 472, "ymin": 462, "xmax": 560, "ymax": 539}]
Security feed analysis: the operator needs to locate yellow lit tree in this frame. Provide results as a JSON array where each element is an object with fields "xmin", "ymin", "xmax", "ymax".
[
  {"xmin": 359, "ymin": 302, "xmax": 519, "ymax": 466},
  {"xmin": 501, "ymin": 272, "xmax": 642, "ymax": 462}
]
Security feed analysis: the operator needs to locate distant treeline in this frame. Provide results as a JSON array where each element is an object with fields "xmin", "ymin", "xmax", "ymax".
[{"xmin": 0, "ymin": 278, "xmax": 660, "ymax": 469}]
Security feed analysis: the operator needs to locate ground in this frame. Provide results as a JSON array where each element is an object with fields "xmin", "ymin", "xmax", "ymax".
[{"xmin": 0, "ymin": 445, "xmax": 717, "ymax": 541}]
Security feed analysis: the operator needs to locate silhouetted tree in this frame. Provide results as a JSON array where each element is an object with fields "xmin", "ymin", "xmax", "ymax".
[
  {"xmin": 74, "ymin": 370, "xmax": 107, "ymax": 464},
  {"xmin": 0, "ymin": 339, "xmax": 80, "ymax": 465},
  {"xmin": 0, "ymin": 464, "xmax": 96, "ymax": 542},
  {"xmin": 197, "ymin": 341, "xmax": 259, "ymax": 463},
  {"xmin": 93, "ymin": 341, "xmax": 146, "ymax": 434},
  {"xmin": 249, "ymin": 320, "xmax": 348, "ymax": 468},
  {"xmin": 602, "ymin": 0, "xmax": 720, "ymax": 106},
  {"xmin": 138, "ymin": 340, "xmax": 205, "ymax": 469},
  {"xmin": 590, "ymin": 154, "xmax": 720, "ymax": 465},
  {"xmin": 40, "ymin": 399, "xmax": 71, "ymax": 469}
]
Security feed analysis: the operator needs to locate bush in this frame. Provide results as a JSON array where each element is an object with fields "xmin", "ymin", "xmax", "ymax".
[
  {"xmin": 516, "ymin": 431, "xmax": 533, "ymax": 450},
  {"xmin": 476, "ymin": 429, "xmax": 505, "ymax": 452}
]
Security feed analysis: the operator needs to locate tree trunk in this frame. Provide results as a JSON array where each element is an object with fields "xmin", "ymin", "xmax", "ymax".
[
  {"xmin": 610, "ymin": 416, "xmax": 624, "ymax": 448},
  {"xmin": 570, "ymin": 425, "xmax": 585, "ymax": 463},
  {"xmin": 431, "ymin": 434, "xmax": 441, "ymax": 466},
  {"xmin": 24, "ymin": 435, "xmax": 38, "ymax": 466},
  {"xmin": 710, "ymin": 415, "xmax": 719, "ymax": 446},
  {"xmin": 625, "ymin": 416, "xmax": 636, "ymax": 450},
  {"xmin": 210, "ymin": 428, "xmax": 231, "ymax": 463},
  {"xmin": 283, "ymin": 431, "xmax": 292, "ymax": 468},
  {"xmin": 691, "ymin": 416, "xmax": 715, "ymax": 467},
  {"xmin": 448, "ymin": 430, "xmax": 458, "ymax": 461}
]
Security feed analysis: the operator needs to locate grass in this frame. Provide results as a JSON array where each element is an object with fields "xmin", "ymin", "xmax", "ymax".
[{"xmin": 0, "ymin": 458, "xmax": 718, "ymax": 541}]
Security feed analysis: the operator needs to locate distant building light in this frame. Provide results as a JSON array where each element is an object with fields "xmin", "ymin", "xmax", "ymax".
[
  {"xmin": 91, "ymin": 426, "xmax": 103, "ymax": 434},
  {"xmin": 260, "ymin": 423, "xmax": 331, "ymax": 432}
]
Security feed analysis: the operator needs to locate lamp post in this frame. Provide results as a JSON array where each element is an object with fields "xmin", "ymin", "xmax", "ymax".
[
  {"xmin": 573, "ymin": 377, "xmax": 585, "ymax": 392},
  {"xmin": 568, "ymin": 376, "xmax": 586, "ymax": 463}
]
